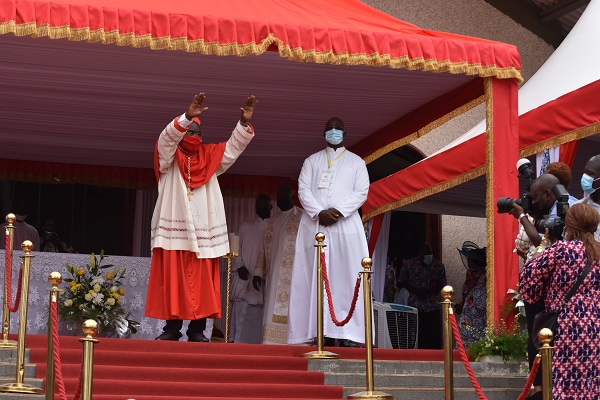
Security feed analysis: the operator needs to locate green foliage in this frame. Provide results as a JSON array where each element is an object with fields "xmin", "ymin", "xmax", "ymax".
[
  {"xmin": 466, "ymin": 320, "xmax": 528, "ymax": 362},
  {"xmin": 59, "ymin": 251, "xmax": 140, "ymax": 337}
]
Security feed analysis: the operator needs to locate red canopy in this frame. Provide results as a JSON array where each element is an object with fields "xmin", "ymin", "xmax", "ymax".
[{"xmin": 0, "ymin": 0, "xmax": 522, "ymax": 323}]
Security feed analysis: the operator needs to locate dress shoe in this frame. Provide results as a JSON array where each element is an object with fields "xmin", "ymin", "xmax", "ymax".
[
  {"xmin": 187, "ymin": 331, "xmax": 210, "ymax": 342},
  {"xmin": 155, "ymin": 331, "xmax": 181, "ymax": 341},
  {"xmin": 311, "ymin": 336, "xmax": 335, "ymax": 346},
  {"xmin": 338, "ymin": 339, "xmax": 360, "ymax": 348}
]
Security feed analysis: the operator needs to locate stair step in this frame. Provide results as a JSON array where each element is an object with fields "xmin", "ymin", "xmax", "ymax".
[
  {"xmin": 344, "ymin": 387, "xmax": 526, "ymax": 400},
  {"xmin": 325, "ymin": 372, "xmax": 528, "ymax": 388}
]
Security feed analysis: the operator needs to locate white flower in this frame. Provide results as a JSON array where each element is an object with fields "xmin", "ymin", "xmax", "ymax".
[
  {"xmin": 92, "ymin": 292, "xmax": 104, "ymax": 305},
  {"xmin": 64, "ymin": 299, "xmax": 73, "ymax": 307},
  {"xmin": 106, "ymin": 297, "xmax": 116, "ymax": 306},
  {"xmin": 111, "ymin": 286, "xmax": 118, "ymax": 293},
  {"xmin": 91, "ymin": 277, "xmax": 105, "ymax": 286},
  {"xmin": 84, "ymin": 293, "xmax": 93, "ymax": 301},
  {"xmin": 93, "ymin": 284, "xmax": 102, "ymax": 292}
]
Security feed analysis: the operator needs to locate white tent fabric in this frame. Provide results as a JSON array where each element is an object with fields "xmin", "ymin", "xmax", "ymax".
[
  {"xmin": 395, "ymin": 0, "xmax": 600, "ymax": 217},
  {"xmin": 433, "ymin": 0, "xmax": 600, "ymax": 159}
]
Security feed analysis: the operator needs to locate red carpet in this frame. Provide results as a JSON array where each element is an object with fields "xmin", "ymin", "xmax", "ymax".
[{"xmin": 23, "ymin": 334, "xmax": 458, "ymax": 399}]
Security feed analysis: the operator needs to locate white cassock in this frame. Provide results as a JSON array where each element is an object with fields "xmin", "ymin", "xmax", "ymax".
[
  {"xmin": 256, "ymin": 206, "xmax": 303, "ymax": 344},
  {"xmin": 287, "ymin": 146, "xmax": 369, "ymax": 344},
  {"xmin": 229, "ymin": 217, "xmax": 266, "ymax": 343}
]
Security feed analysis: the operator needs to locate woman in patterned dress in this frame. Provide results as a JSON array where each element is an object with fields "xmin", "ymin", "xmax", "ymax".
[{"xmin": 520, "ymin": 203, "xmax": 600, "ymax": 399}]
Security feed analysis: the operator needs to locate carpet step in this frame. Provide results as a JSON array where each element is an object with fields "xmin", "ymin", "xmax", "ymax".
[
  {"xmin": 51, "ymin": 378, "xmax": 344, "ymax": 398},
  {"xmin": 36, "ymin": 364, "xmax": 325, "ymax": 385},
  {"xmin": 93, "ymin": 397, "xmax": 340, "ymax": 400},
  {"xmin": 29, "ymin": 349, "xmax": 309, "ymax": 371}
]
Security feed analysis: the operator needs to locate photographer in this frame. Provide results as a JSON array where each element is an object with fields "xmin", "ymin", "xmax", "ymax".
[
  {"xmin": 509, "ymin": 173, "xmax": 561, "ymax": 399},
  {"xmin": 39, "ymin": 218, "xmax": 67, "ymax": 253}
]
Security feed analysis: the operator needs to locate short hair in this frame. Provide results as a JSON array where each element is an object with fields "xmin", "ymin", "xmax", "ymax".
[{"xmin": 545, "ymin": 162, "xmax": 572, "ymax": 189}]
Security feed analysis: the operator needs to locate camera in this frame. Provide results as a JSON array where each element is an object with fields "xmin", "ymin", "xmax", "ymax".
[
  {"xmin": 535, "ymin": 184, "xmax": 569, "ymax": 241},
  {"xmin": 497, "ymin": 193, "xmax": 533, "ymax": 214},
  {"xmin": 496, "ymin": 158, "xmax": 535, "ymax": 214}
]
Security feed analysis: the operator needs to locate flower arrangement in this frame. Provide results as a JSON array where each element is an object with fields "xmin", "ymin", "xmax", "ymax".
[
  {"xmin": 467, "ymin": 320, "xmax": 528, "ymax": 363},
  {"xmin": 59, "ymin": 251, "xmax": 139, "ymax": 337}
]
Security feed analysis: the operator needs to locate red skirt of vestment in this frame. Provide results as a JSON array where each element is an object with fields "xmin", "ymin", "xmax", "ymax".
[{"xmin": 145, "ymin": 248, "xmax": 221, "ymax": 320}]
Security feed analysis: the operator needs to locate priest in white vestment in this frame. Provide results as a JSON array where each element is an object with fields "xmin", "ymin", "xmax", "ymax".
[
  {"xmin": 229, "ymin": 194, "xmax": 272, "ymax": 343},
  {"xmin": 254, "ymin": 185, "xmax": 304, "ymax": 344},
  {"xmin": 287, "ymin": 117, "xmax": 370, "ymax": 346}
]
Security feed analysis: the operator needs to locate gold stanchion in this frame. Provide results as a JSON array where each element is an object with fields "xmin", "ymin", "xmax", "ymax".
[
  {"xmin": 0, "ymin": 240, "xmax": 43, "ymax": 394},
  {"xmin": 303, "ymin": 233, "xmax": 338, "ymax": 359},
  {"xmin": 347, "ymin": 258, "xmax": 393, "ymax": 400},
  {"xmin": 222, "ymin": 251, "xmax": 237, "ymax": 343},
  {"xmin": 45, "ymin": 271, "xmax": 62, "ymax": 400},
  {"xmin": 80, "ymin": 319, "xmax": 99, "ymax": 400},
  {"xmin": 0, "ymin": 213, "xmax": 17, "ymax": 348},
  {"xmin": 538, "ymin": 328, "xmax": 554, "ymax": 400},
  {"xmin": 441, "ymin": 286, "xmax": 454, "ymax": 400}
]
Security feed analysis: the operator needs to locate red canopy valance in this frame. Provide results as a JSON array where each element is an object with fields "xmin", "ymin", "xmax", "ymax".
[{"xmin": 1, "ymin": 0, "xmax": 522, "ymax": 80}]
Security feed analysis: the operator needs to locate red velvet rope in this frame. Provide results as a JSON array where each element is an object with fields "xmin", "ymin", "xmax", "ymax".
[
  {"xmin": 51, "ymin": 299, "xmax": 85, "ymax": 400},
  {"xmin": 51, "ymin": 301, "xmax": 69, "ymax": 400},
  {"xmin": 320, "ymin": 251, "xmax": 361, "ymax": 327},
  {"xmin": 449, "ymin": 312, "xmax": 488, "ymax": 400},
  {"xmin": 4, "ymin": 233, "xmax": 23, "ymax": 313},
  {"xmin": 517, "ymin": 356, "xmax": 541, "ymax": 400}
]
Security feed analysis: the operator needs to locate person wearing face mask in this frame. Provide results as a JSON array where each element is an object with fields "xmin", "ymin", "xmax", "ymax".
[
  {"xmin": 0, "ymin": 199, "xmax": 40, "ymax": 251},
  {"xmin": 145, "ymin": 92, "xmax": 258, "ymax": 342},
  {"xmin": 575, "ymin": 154, "xmax": 600, "ymax": 242},
  {"xmin": 227, "ymin": 194, "xmax": 272, "ymax": 344},
  {"xmin": 397, "ymin": 242, "xmax": 447, "ymax": 349},
  {"xmin": 287, "ymin": 117, "xmax": 370, "ymax": 348}
]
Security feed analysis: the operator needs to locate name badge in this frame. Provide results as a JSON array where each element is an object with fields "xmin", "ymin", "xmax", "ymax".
[{"xmin": 318, "ymin": 172, "xmax": 333, "ymax": 189}]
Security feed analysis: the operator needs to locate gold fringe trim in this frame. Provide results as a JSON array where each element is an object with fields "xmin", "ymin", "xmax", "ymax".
[
  {"xmin": 1, "ymin": 21, "xmax": 523, "ymax": 80},
  {"xmin": 483, "ymin": 77, "xmax": 495, "ymax": 329},
  {"xmin": 362, "ymin": 166, "xmax": 485, "ymax": 221},
  {"xmin": 363, "ymin": 95, "xmax": 485, "ymax": 165},
  {"xmin": 520, "ymin": 122, "xmax": 600, "ymax": 158}
]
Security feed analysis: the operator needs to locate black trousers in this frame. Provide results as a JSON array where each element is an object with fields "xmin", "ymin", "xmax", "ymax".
[
  {"xmin": 162, "ymin": 318, "xmax": 207, "ymax": 334},
  {"xmin": 525, "ymin": 298, "xmax": 545, "ymax": 386},
  {"xmin": 418, "ymin": 309, "xmax": 443, "ymax": 349}
]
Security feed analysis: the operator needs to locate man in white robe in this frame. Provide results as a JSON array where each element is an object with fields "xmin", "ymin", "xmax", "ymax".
[
  {"xmin": 1, "ymin": 200, "xmax": 40, "ymax": 251},
  {"xmin": 228, "ymin": 194, "xmax": 272, "ymax": 343},
  {"xmin": 287, "ymin": 117, "xmax": 370, "ymax": 347},
  {"xmin": 254, "ymin": 185, "xmax": 303, "ymax": 344}
]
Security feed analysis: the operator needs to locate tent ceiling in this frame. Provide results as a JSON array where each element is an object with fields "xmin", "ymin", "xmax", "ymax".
[{"xmin": 0, "ymin": 33, "xmax": 477, "ymax": 180}]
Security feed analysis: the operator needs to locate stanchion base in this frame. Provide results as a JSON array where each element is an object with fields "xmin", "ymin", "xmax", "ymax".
[
  {"xmin": 0, "ymin": 339, "xmax": 17, "ymax": 348},
  {"xmin": 347, "ymin": 390, "xmax": 394, "ymax": 399},
  {"xmin": 0, "ymin": 382, "xmax": 44, "ymax": 394},
  {"xmin": 303, "ymin": 350, "xmax": 340, "ymax": 359}
]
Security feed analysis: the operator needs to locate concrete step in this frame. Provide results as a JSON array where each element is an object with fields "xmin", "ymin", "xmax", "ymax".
[
  {"xmin": 344, "ymin": 387, "xmax": 525, "ymax": 400},
  {"xmin": 309, "ymin": 359, "xmax": 527, "ymax": 376},
  {"xmin": 0, "ymin": 349, "xmax": 31, "ymax": 364},
  {"xmin": 325, "ymin": 372, "xmax": 528, "ymax": 388},
  {"xmin": 0, "ymin": 364, "xmax": 37, "ymax": 378}
]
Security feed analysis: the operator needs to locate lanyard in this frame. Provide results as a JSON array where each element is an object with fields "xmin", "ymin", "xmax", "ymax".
[{"xmin": 326, "ymin": 148, "xmax": 346, "ymax": 170}]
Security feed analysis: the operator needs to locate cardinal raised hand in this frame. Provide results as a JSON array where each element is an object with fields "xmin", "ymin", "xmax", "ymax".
[
  {"xmin": 184, "ymin": 92, "xmax": 208, "ymax": 120},
  {"xmin": 239, "ymin": 95, "xmax": 258, "ymax": 126}
]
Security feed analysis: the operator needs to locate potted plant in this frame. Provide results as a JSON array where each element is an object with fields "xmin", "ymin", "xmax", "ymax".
[
  {"xmin": 59, "ymin": 251, "xmax": 140, "ymax": 337},
  {"xmin": 466, "ymin": 322, "xmax": 528, "ymax": 363}
]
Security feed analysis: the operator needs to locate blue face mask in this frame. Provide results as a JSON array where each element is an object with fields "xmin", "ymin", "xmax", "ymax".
[
  {"xmin": 581, "ymin": 173, "xmax": 600, "ymax": 196},
  {"xmin": 325, "ymin": 128, "xmax": 344, "ymax": 145}
]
